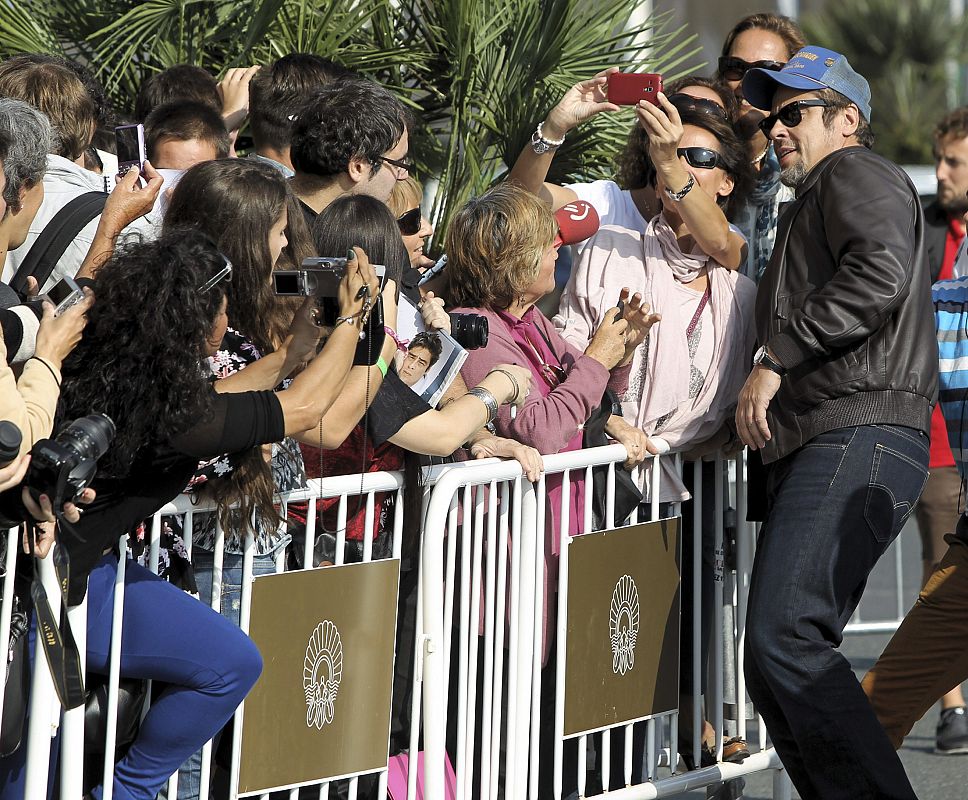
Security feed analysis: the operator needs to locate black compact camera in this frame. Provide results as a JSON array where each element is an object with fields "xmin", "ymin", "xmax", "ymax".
[
  {"xmin": 27, "ymin": 414, "xmax": 115, "ymax": 509},
  {"xmin": 273, "ymin": 257, "xmax": 386, "ymax": 367},
  {"xmin": 449, "ymin": 313, "xmax": 488, "ymax": 350}
]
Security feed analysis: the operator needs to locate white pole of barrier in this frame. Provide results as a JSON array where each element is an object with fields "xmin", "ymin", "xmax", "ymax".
[
  {"xmin": 59, "ymin": 595, "xmax": 87, "ymax": 800},
  {"xmin": 893, "ymin": 538, "xmax": 905, "ymax": 623},
  {"xmin": 489, "ymin": 481, "xmax": 511, "ymax": 800},
  {"xmin": 480, "ymin": 480, "xmax": 498, "ymax": 800},
  {"xmin": 23, "ymin": 554, "xmax": 62, "ymax": 800},
  {"xmin": 735, "ymin": 453, "xmax": 750, "ymax": 743},
  {"xmin": 456, "ymin": 485, "xmax": 473, "ymax": 795},
  {"xmin": 228, "ymin": 525, "xmax": 256, "ymax": 800},
  {"xmin": 463, "ymin": 486, "xmax": 486, "ymax": 798},
  {"xmin": 505, "ymin": 481, "xmax": 522, "ymax": 799},
  {"xmin": 0, "ymin": 530, "xmax": 17, "ymax": 753},
  {"xmin": 713, "ymin": 455, "xmax": 725, "ymax": 760},
  {"xmin": 525, "ymin": 474, "xmax": 542, "ymax": 800},
  {"xmin": 99, "ymin": 538, "xmax": 128, "ymax": 800},
  {"xmin": 691, "ymin": 459, "xmax": 702, "ymax": 772},
  {"xmin": 554, "ymin": 470, "xmax": 571, "ymax": 800}
]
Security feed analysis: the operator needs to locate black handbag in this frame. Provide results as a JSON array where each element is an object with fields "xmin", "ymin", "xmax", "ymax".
[{"xmin": 582, "ymin": 389, "xmax": 644, "ymax": 529}]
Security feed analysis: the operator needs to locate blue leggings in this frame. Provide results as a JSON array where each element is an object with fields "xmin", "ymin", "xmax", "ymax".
[{"xmin": 0, "ymin": 555, "xmax": 263, "ymax": 800}]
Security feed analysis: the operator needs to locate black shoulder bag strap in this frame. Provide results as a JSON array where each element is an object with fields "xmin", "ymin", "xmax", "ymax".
[{"xmin": 9, "ymin": 192, "xmax": 108, "ymax": 297}]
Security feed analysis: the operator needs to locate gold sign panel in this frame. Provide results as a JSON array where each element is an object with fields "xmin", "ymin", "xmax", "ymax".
[
  {"xmin": 564, "ymin": 518, "xmax": 680, "ymax": 737},
  {"xmin": 238, "ymin": 559, "xmax": 400, "ymax": 795}
]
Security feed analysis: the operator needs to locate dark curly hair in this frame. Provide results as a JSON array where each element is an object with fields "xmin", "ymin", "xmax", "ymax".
[
  {"xmin": 615, "ymin": 75, "xmax": 735, "ymax": 193},
  {"xmin": 57, "ymin": 230, "xmax": 228, "ymax": 479},
  {"xmin": 290, "ymin": 79, "xmax": 411, "ymax": 181}
]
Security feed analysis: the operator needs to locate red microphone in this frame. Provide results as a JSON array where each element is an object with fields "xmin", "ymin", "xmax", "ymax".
[{"xmin": 554, "ymin": 200, "xmax": 600, "ymax": 247}]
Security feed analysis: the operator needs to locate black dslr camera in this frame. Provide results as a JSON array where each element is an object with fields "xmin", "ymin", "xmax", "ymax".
[
  {"xmin": 272, "ymin": 257, "xmax": 386, "ymax": 366},
  {"xmin": 26, "ymin": 414, "xmax": 115, "ymax": 509},
  {"xmin": 0, "ymin": 414, "xmax": 115, "ymax": 527}
]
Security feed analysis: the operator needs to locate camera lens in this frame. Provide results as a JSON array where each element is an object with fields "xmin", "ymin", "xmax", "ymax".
[
  {"xmin": 0, "ymin": 421, "xmax": 22, "ymax": 468},
  {"xmin": 449, "ymin": 313, "xmax": 489, "ymax": 350},
  {"xmin": 56, "ymin": 414, "xmax": 116, "ymax": 461}
]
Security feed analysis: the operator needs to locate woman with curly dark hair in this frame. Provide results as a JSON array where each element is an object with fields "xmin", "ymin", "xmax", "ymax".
[
  {"xmin": 0, "ymin": 229, "xmax": 379, "ymax": 800},
  {"xmin": 507, "ymin": 71, "xmax": 751, "ymax": 269}
]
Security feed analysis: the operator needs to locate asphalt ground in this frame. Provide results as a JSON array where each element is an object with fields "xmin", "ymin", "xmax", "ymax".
[{"xmin": 681, "ymin": 518, "xmax": 968, "ymax": 800}]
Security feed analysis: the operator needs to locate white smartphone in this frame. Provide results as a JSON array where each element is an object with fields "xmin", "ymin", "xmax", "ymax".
[{"xmin": 115, "ymin": 123, "xmax": 146, "ymax": 177}]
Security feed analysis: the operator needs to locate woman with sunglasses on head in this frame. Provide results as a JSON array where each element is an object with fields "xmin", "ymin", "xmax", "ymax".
[
  {"xmin": 716, "ymin": 12, "xmax": 805, "ymax": 281},
  {"xmin": 555, "ymin": 101, "xmax": 757, "ymax": 774},
  {"xmin": 507, "ymin": 71, "xmax": 749, "ymax": 268},
  {"xmin": 0, "ymin": 230, "xmax": 379, "ymax": 800}
]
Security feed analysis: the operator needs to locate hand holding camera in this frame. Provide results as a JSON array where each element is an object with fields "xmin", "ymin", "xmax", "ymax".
[
  {"xmin": 636, "ymin": 91, "xmax": 686, "ymax": 177},
  {"xmin": 102, "ymin": 160, "xmax": 164, "ymax": 238},
  {"xmin": 542, "ymin": 67, "xmax": 622, "ymax": 143},
  {"xmin": 33, "ymin": 287, "xmax": 94, "ymax": 369}
]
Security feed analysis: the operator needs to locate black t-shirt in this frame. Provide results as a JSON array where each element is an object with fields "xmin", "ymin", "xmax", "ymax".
[
  {"xmin": 57, "ymin": 389, "xmax": 284, "ymax": 604},
  {"xmin": 367, "ymin": 370, "xmax": 430, "ymax": 445},
  {"xmin": 299, "ymin": 199, "xmax": 318, "ymax": 232}
]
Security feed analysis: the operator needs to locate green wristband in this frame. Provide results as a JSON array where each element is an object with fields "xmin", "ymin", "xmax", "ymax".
[{"xmin": 376, "ymin": 356, "xmax": 389, "ymax": 377}]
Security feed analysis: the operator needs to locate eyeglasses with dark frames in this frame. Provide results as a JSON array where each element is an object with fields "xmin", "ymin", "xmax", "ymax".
[
  {"xmin": 197, "ymin": 256, "xmax": 233, "ymax": 293},
  {"xmin": 668, "ymin": 93, "xmax": 729, "ymax": 121},
  {"xmin": 380, "ymin": 155, "xmax": 413, "ymax": 179},
  {"xmin": 396, "ymin": 207, "xmax": 422, "ymax": 236},
  {"xmin": 758, "ymin": 99, "xmax": 832, "ymax": 137},
  {"xmin": 676, "ymin": 147, "xmax": 727, "ymax": 171},
  {"xmin": 717, "ymin": 56, "xmax": 785, "ymax": 82}
]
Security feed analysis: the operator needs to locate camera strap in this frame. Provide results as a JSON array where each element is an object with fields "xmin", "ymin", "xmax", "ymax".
[{"xmin": 28, "ymin": 525, "xmax": 85, "ymax": 710}]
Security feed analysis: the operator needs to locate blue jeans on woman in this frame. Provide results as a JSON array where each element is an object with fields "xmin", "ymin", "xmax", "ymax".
[
  {"xmin": 745, "ymin": 424, "xmax": 928, "ymax": 800},
  {"xmin": 0, "ymin": 554, "xmax": 263, "ymax": 800}
]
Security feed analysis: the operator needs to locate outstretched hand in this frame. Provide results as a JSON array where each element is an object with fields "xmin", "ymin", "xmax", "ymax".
[
  {"xmin": 543, "ymin": 68, "xmax": 622, "ymax": 139},
  {"xmin": 104, "ymin": 162, "xmax": 164, "ymax": 236},
  {"xmin": 617, "ymin": 287, "xmax": 661, "ymax": 364}
]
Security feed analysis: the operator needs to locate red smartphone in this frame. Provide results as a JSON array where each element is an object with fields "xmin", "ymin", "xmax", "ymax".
[{"xmin": 607, "ymin": 72, "xmax": 663, "ymax": 106}]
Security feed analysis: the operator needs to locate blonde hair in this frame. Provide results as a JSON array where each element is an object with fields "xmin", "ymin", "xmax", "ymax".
[
  {"xmin": 444, "ymin": 183, "xmax": 556, "ymax": 311},
  {"xmin": 388, "ymin": 175, "xmax": 423, "ymax": 217}
]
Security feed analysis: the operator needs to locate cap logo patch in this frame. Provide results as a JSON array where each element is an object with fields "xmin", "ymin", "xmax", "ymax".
[{"xmin": 797, "ymin": 51, "xmax": 819, "ymax": 61}]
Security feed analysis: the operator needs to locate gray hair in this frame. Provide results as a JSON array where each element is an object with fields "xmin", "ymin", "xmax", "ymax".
[{"xmin": 0, "ymin": 98, "xmax": 53, "ymax": 212}]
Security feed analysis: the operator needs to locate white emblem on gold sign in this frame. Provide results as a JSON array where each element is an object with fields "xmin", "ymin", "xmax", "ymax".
[
  {"xmin": 304, "ymin": 620, "xmax": 343, "ymax": 729},
  {"xmin": 609, "ymin": 575, "xmax": 640, "ymax": 675}
]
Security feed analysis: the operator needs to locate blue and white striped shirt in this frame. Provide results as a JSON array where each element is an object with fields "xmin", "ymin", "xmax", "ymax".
[{"xmin": 934, "ymin": 276, "xmax": 968, "ymax": 478}]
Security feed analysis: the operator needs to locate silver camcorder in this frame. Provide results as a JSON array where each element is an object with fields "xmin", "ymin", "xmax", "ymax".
[{"xmin": 272, "ymin": 257, "xmax": 386, "ymax": 297}]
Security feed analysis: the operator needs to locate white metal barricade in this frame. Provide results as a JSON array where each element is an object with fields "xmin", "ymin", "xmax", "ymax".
[{"xmin": 419, "ymin": 445, "xmax": 793, "ymax": 800}]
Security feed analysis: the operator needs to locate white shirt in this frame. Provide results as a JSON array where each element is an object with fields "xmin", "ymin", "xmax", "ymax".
[{"xmin": 4, "ymin": 154, "xmax": 154, "ymax": 292}]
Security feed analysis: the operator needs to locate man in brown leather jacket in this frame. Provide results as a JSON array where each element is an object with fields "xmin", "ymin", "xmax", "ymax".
[{"xmin": 733, "ymin": 46, "xmax": 936, "ymax": 799}]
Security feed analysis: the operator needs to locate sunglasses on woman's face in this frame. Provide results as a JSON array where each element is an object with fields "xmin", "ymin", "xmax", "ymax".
[
  {"xmin": 718, "ymin": 56, "xmax": 785, "ymax": 82},
  {"xmin": 668, "ymin": 93, "xmax": 729, "ymax": 121},
  {"xmin": 397, "ymin": 207, "xmax": 422, "ymax": 236},
  {"xmin": 676, "ymin": 147, "xmax": 726, "ymax": 170},
  {"xmin": 757, "ymin": 99, "xmax": 832, "ymax": 137}
]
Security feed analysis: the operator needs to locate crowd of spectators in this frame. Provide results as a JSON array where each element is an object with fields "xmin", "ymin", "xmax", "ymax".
[{"xmin": 0, "ymin": 8, "xmax": 963, "ymax": 800}]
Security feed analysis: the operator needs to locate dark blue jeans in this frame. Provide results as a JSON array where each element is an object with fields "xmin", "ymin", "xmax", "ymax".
[
  {"xmin": 0, "ymin": 555, "xmax": 263, "ymax": 800},
  {"xmin": 746, "ymin": 424, "xmax": 928, "ymax": 800}
]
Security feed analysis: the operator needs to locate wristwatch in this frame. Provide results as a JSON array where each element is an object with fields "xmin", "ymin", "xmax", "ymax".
[
  {"xmin": 753, "ymin": 345, "xmax": 786, "ymax": 376},
  {"xmin": 530, "ymin": 121, "xmax": 566, "ymax": 155},
  {"xmin": 663, "ymin": 173, "xmax": 694, "ymax": 203}
]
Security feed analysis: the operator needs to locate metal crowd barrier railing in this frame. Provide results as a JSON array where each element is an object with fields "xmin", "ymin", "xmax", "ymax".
[{"xmin": 5, "ymin": 446, "xmax": 803, "ymax": 799}]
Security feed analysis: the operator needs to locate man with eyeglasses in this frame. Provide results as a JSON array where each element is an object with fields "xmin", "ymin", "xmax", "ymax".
[
  {"xmin": 289, "ymin": 78, "xmax": 413, "ymax": 228},
  {"xmin": 733, "ymin": 46, "xmax": 935, "ymax": 799}
]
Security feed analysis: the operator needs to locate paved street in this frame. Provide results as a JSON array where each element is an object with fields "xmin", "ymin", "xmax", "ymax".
[{"xmin": 684, "ymin": 519, "xmax": 967, "ymax": 800}]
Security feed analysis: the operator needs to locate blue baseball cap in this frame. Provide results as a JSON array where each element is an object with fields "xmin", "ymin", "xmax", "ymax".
[{"xmin": 742, "ymin": 46, "xmax": 872, "ymax": 121}]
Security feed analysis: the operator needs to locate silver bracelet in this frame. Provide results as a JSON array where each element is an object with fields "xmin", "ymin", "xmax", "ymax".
[
  {"xmin": 531, "ymin": 121, "xmax": 566, "ymax": 155},
  {"xmin": 467, "ymin": 387, "xmax": 499, "ymax": 426},
  {"xmin": 490, "ymin": 368, "xmax": 521, "ymax": 404}
]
